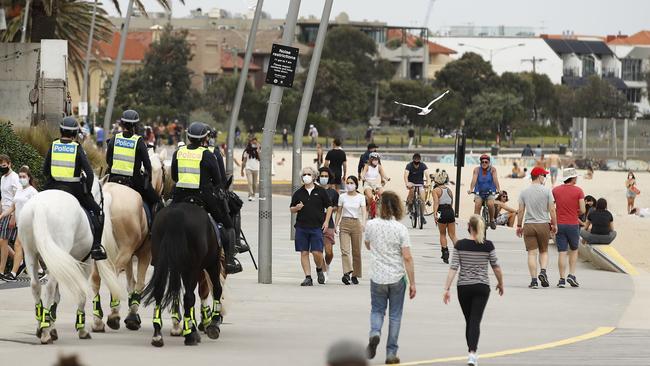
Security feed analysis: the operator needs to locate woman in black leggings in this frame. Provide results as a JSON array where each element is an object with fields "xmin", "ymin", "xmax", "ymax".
[{"xmin": 443, "ymin": 215, "xmax": 504, "ymax": 366}]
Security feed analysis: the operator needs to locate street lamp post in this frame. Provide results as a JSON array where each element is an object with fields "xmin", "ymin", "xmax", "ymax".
[{"xmin": 81, "ymin": 0, "xmax": 98, "ymax": 123}]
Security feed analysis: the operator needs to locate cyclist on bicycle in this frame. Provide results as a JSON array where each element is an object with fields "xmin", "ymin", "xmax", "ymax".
[
  {"xmin": 361, "ymin": 152, "xmax": 389, "ymax": 211},
  {"xmin": 404, "ymin": 153, "xmax": 431, "ymax": 224},
  {"xmin": 469, "ymin": 154, "xmax": 501, "ymax": 230}
]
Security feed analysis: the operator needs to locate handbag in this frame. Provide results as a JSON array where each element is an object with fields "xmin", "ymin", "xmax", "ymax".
[{"xmin": 631, "ymin": 186, "xmax": 641, "ymax": 195}]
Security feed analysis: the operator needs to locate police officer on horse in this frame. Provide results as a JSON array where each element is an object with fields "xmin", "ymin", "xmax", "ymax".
[
  {"xmin": 106, "ymin": 110, "xmax": 163, "ymax": 218},
  {"xmin": 42, "ymin": 116, "xmax": 107, "ymax": 260},
  {"xmin": 171, "ymin": 122, "xmax": 239, "ymax": 274}
]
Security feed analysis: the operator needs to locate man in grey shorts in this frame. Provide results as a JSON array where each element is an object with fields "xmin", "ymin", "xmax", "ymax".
[{"xmin": 516, "ymin": 167, "xmax": 557, "ymax": 289}]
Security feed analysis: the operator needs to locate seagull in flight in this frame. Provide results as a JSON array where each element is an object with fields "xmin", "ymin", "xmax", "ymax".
[{"xmin": 394, "ymin": 90, "xmax": 450, "ymax": 116}]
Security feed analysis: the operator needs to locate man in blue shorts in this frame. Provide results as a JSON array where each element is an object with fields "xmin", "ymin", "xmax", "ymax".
[
  {"xmin": 290, "ymin": 166, "xmax": 333, "ymax": 286},
  {"xmin": 469, "ymin": 154, "xmax": 501, "ymax": 229}
]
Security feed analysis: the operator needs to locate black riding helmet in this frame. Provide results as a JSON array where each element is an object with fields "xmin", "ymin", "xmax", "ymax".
[
  {"xmin": 59, "ymin": 116, "xmax": 79, "ymax": 138},
  {"xmin": 120, "ymin": 110, "xmax": 140, "ymax": 131},
  {"xmin": 187, "ymin": 122, "xmax": 209, "ymax": 144}
]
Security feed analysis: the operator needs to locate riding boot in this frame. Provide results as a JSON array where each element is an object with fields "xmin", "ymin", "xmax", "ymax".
[
  {"xmin": 441, "ymin": 247, "xmax": 449, "ymax": 264},
  {"xmin": 224, "ymin": 228, "xmax": 242, "ymax": 274},
  {"xmin": 90, "ymin": 213, "xmax": 107, "ymax": 261}
]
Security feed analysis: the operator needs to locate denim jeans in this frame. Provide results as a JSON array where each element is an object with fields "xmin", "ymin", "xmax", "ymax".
[{"xmin": 369, "ymin": 277, "xmax": 407, "ymax": 357}]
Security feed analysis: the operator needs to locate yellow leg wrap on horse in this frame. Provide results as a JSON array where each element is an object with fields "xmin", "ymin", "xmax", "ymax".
[
  {"xmin": 75, "ymin": 310, "xmax": 85, "ymax": 330},
  {"xmin": 152, "ymin": 305, "xmax": 162, "ymax": 327},
  {"xmin": 201, "ymin": 305, "xmax": 211, "ymax": 327},
  {"xmin": 35, "ymin": 302, "xmax": 43, "ymax": 322},
  {"xmin": 92, "ymin": 295, "xmax": 103, "ymax": 318},
  {"xmin": 39, "ymin": 308, "xmax": 51, "ymax": 329},
  {"xmin": 182, "ymin": 307, "xmax": 195, "ymax": 336},
  {"xmin": 110, "ymin": 294, "xmax": 120, "ymax": 308}
]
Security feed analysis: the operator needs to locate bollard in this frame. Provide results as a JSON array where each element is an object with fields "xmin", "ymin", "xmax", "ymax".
[
  {"xmin": 386, "ymin": 136, "xmax": 389, "ymax": 146},
  {"xmin": 400, "ymin": 137, "xmax": 404, "ymax": 148}
]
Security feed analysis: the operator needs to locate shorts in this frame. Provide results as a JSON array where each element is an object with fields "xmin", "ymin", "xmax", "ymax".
[
  {"xmin": 626, "ymin": 189, "xmax": 637, "ymax": 198},
  {"xmin": 556, "ymin": 224, "xmax": 580, "ymax": 252},
  {"xmin": 523, "ymin": 223, "xmax": 550, "ymax": 252},
  {"xmin": 474, "ymin": 193, "xmax": 496, "ymax": 202},
  {"xmin": 294, "ymin": 226, "xmax": 324, "ymax": 252},
  {"xmin": 437, "ymin": 205, "xmax": 455, "ymax": 224},
  {"xmin": 363, "ymin": 180, "xmax": 382, "ymax": 191},
  {"xmin": 0, "ymin": 215, "xmax": 17, "ymax": 242},
  {"xmin": 496, "ymin": 212, "xmax": 510, "ymax": 226},
  {"xmin": 323, "ymin": 228, "xmax": 336, "ymax": 245},
  {"xmin": 550, "ymin": 167, "xmax": 558, "ymax": 179}
]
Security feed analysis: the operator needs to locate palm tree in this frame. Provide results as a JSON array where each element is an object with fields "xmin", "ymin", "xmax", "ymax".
[{"xmin": 0, "ymin": 0, "xmax": 175, "ymax": 89}]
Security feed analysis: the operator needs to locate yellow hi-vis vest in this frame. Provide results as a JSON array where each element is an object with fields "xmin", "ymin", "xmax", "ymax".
[
  {"xmin": 111, "ymin": 132, "xmax": 140, "ymax": 176},
  {"xmin": 51, "ymin": 139, "xmax": 80, "ymax": 182},
  {"xmin": 176, "ymin": 146, "xmax": 206, "ymax": 189}
]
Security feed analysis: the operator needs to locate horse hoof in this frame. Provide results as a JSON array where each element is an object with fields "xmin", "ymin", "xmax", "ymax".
[
  {"xmin": 170, "ymin": 325, "xmax": 182, "ymax": 337},
  {"xmin": 198, "ymin": 322, "xmax": 205, "ymax": 332},
  {"xmin": 107, "ymin": 316, "xmax": 121, "ymax": 330},
  {"xmin": 184, "ymin": 332, "xmax": 199, "ymax": 346},
  {"xmin": 40, "ymin": 337, "xmax": 53, "ymax": 345},
  {"xmin": 36, "ymin": 327, "xmax": 42, "ymax": 338},
  {"xmin": 124, "ymin": 313, "xmax": 141, "ymax": 331},
  {"xmin": 206, "ymin": 325, "xmax": 220, "ymax": 340},
  {"xmin": 78, "ymin": 330, "xmax": 92, "ymax": 340},
  {"xmin": 50, "ymin": 329, "xmax": 58, "ymax": 341},
  {"xmin": 151, "ymin": 336, "xmax": 164, "ymax": 348},
  {"xmin": 92, "ymin": 324, "xmax": 105, "ymax": 333}
]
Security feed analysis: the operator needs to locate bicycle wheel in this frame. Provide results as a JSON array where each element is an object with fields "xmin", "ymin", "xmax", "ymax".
[
  {"xmin": 410, "ymin": 202, "xmax": 418, "ymax": 228},
  {"xmin": 418, "ymin": 200, "xmax": 424, "ymax": 230},
  {"xmin": 481, "ymin": 204, "xmax": 489, "ymax": 237},
  {"xmin": 423, "ymin": 189, "xmax": 435, "ymax": 216}
]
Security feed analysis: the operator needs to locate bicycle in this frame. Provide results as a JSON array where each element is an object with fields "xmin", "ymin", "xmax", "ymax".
[
  {"xmin": 423, "ymin": 175, "xmax": 437, "ymax": 217},
  {"xmin": 408, "ymin": 184, "xmax": 426, "ymax": 230},
  {"xmin": 469, "ymin": 191, "xmax": 497, "ymax": 237}
]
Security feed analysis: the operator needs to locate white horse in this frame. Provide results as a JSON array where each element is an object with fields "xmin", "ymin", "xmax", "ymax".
[{"xmin": 18, "ymin": 177, "xmax": 126, "ymax": 344}]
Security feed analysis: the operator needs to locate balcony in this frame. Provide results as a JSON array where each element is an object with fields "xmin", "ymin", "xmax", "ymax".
[
  {"xmin": 563, "ymin": 67, "xmax": 580, "ymax": 77},
  {"xmin": 602, "ymin": 68, "xmax": 619, "ymax": 78}
]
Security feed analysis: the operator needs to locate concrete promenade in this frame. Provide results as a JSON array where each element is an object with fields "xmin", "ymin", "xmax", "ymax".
[{"xmin": 0, "ymin": 193, "xmax": 648, "ymax": 365}]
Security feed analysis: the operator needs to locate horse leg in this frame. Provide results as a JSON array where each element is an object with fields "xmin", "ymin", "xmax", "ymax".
[
  {"xmin": 75, "ymin": 264, "xmax": 92, "ymax": 340},
  {"xmin": 26, "ymin": 252, "xmax": 43, "ymax": 338},
  {"xmin": 39, "ymin": 277, "xmax": 59, "ymax": 344},
  {"xmin": 125, "ymin": 250, "xmax": 150, "ymax": 331},
  {"xmin": 197, "ymin": 270, "xmax": 211, "ymax": 332},
  {"xmin": 205, "ymin": 264, "xmax": 222, "ymax": 340},
  {"xmin": 150, "ymin": 300, "xmax": 164, "ymax": 347},
  {"xmin": 182, "ymin": 274, "xmax": 200, "ymax": 346},
  {"xmin": 90, "ymin": 264, "xmax": 106, "ymax": 332}
]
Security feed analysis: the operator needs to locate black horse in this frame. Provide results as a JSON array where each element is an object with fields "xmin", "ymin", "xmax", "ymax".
[{"xmin": 143, "ymin": 202, "xmax": 224, "ymax": 347}]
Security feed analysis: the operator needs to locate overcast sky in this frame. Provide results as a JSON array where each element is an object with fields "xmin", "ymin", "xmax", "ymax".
[{"xmin": 110, "ymin": 0, "xmax": 650, "ymax": 36}]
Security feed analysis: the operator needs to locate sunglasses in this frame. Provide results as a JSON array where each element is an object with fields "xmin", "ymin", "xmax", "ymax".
[{"xmin": 481, "ymin": 160, "xmax": 490, "ymax": 163}]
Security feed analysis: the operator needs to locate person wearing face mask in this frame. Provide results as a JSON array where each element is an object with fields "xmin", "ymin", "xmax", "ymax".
[
  {"xmin": 336, "ymin": 176, "xmax": 366, "ymax": 285},
  {"xmin": 361, "ymin": 153, "xmax": 390, "ymax": 210},
  {"xmin": 404, "ymin": 153, "xmax": 430, "ymax": 224},
  {"xmin": 241, "ymin": 137, "xmax": 260, "ymax": 201},
  {"xmin": 290, "ymin": 167, "xmax": 333, "ymax": 286},
  {"xmin": 0, "ymin": 154, "xmax": 21, "ymax": 280},
  {"xmin": 318, "ymin": 167, "xmax": 339, "ymax": 283},
  {"xmin": 0, "ymin": 166, "xmax": 39, "ymax": 281},
  {"xmin": 516, "ymin": 166, "xmax": 557, "ymax": 289}
]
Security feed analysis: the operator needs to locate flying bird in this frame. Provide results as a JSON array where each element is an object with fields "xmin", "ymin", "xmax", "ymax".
[{"xmin": 394, "ymin": 90, "xmax": 450, "ymax": 116}]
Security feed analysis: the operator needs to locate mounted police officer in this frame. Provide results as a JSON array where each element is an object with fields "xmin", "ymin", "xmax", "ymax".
[
  {"xmin": 42, "ymin": 116, "xmax": 107, "ymax": 260},
  {"xmin": 171, "ymin": 122, "xmax": 240, "ymax": 274},
  {"xmin": 106, "ymin": 109, "xmax": 163, "ymax": 218}
]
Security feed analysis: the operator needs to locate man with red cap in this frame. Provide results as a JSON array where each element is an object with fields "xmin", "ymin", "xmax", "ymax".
[{"xmin": 516, "ymin": 166, "xmax": 557, "ymax": 289}]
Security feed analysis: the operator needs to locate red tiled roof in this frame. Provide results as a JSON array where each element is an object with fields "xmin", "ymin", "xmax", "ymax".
[
  {"xmin": 608, "ymin": 30, "xmax": 650, "ymax": 45},
  {"xmin": 541, "ymin": 34, "xmax": 606, "ymax": 41},
  {"xmin": 386, "ymin": 29, "xmax": 456, "ymax": 55},
  {"xmin": 95, "ymin": 31, "xmax": 153, "ymax": 62},
  {"xmin": 220, "ymin": 49, "xmax": 261, "ymax": 71}
]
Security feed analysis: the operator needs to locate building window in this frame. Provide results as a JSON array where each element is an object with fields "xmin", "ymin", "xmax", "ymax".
[
  {"xmin": 582, "ymin": 56, "xmax": 595, "ymax": 77},
  {"xmin": 625, "ymin": 88, "xmax": 642, "ymax": 103},
  {"xmin": 204, "ymin": 73, "xmax": 219, "ymax": 91},
  {"xmin": 622, "ymin": 58, "xmax": 642, "ymax": 81}
]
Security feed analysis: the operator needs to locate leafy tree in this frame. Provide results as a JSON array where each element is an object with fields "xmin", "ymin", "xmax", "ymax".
[
  {"xmin": 0, "ymin": 122, "xmax": 44, "ymax": 187},
  {"xmin": 466, "ymin": 91, "xmax": 524, "ymax": 139},
  {"xmin": 434, "ymin": 52, "xmax": 498, "ymax": 107},
  {"xmin": 203, "ymin": 75, "xmax": 269, "ymax": 130},
  {"xmin": 321, "ymin": 26, "xmax": 378, "ymax": 85},
  {"xmin": 574, "ymin": 76, "xmax": 636, "ymax": 119}
]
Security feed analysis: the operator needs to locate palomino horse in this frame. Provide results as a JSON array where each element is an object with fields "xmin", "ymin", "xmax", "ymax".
[
  {"xmin": 143, "ymin": 203, "xmax": 224, "ymax": 347},
  {"xmin": 18, "ymin": 178, "xmax": 126, "ymax": 344},
  {"xmin": 90, "ymin": 148, "xmax": 166, "ymax": 332}
]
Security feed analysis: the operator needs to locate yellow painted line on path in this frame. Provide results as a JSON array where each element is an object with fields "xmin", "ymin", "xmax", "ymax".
[
  {"xmin": 397, "ymin": 326, "xmax": 615, "ymax": 365},
  {"xmin": 599, "ymin": 246, "xmax": 639, "ymax": 276}
]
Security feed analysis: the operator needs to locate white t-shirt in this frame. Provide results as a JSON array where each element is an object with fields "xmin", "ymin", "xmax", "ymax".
[
  {"xmin": 243, "ymin": 151, "xmax": 260, "ymax": 171},
  {"xmin": 364, "ymin": 218, "xmax": 411, "ymax": 284},
  {"xmin": 1, "ymin": 171, "xmax": 20, "ymax": 212},
  {"xmin": 338, "ymin": 193, "xmax": 366, "ymax": 219},
  {"xmin": 14, "ymin": 185, "xmax": 38, "ymax": 226}
]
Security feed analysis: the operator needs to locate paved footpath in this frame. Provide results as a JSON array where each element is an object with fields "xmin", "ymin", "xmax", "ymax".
[{"xmin": 1, "ymin": 193, "xmax": 649, "ymax": 365}]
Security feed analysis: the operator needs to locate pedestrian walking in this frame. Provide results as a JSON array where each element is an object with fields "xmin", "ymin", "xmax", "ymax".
[
  {"xmin": 0, "ymin": 155, "xmax": 20, "ymax": 280},
  {"xmin": 534, "ymin": 144, "xmax": 542, "ymax": 157},
  {"xmin": 282, "ymin": 128, "xmax": 290, "ymax": 150},
  {"xmin": 365, "ymin": 126, "xmax": 373, "ymax": 143},
  {"xmin": 309, "ymin": 124, "xmax": 319, "ymax": 147},
  {"xmin": 95, "ymin": 125, "xmax": 105, "ymax": 149},
  {"xmin": 336, "ymin": 176, "xmax": 366, "ymax": 285},
  {"xmin": 290, "ymin": 167, "xmax": 333, "ymax": 286},
  {"xmin": 325, "ymin": 138, "xmax": 347, "ymax": 190},
  {"xmin": 318, "ymin": 167, "xmax": 339, "ymax": 282},
  {"xmin": 0, "ymin": 166, "xmax": 38, "ymax": 281},
  {"xmin": 626, "ymin": 171, "xmax": 639, "ymax": 214},
  {"xmin": 235, "ymin": 126, "xmax": 241, "ymax": 148},
  {"xmin": 443, "ymin": 215, "xmax": 504, "ymax": 366},
  {"xmin": 314, "ymin": 143, "xmax": 324, "ymax": 168},
  {"xmin": 516, "ymin": 166, "xmax": 557, "ymax": 289},
  {"xmin": 432, "ymin": 170, "xmax": 456, "ymax": 264},
  {"xmin": 241, "ymin": 138, "xmax": 260, "ymax": 201},
  {"xmin": 364, "ymin": 191, "xmax": 415, "ymax": 365},
  {"xmin": 552, "ymin": 168, "xmax": 585, "ymax": 288}
]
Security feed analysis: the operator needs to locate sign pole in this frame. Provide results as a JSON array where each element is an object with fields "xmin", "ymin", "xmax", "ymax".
[
  {"xmin": 290, "ymin": 0, "xmax": 334, "ymax": 240},
  {"xmin": 258, "ymin": 0, "xmax": 302, "ymax": 284},
  {"xmin": 80, "ymin": 0, "xmax": 98, "ymax": 122},
  {"xmin": 454, "ymin": 123, "xmax": 466, "ymax": 217},
  {"xmin": 226, "ymin": 0, "xmax": 264, "ymax": 180}
]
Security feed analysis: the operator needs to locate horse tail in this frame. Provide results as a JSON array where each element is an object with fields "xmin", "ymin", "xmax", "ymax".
[
  {"xmin": 143, "ymin": 206, "xmax": 189, "ymax": 308},
  {"xmin": 33, "ymin": 205, "xmax": 88, "ymax": 301},
  {"xmin": 101, "ymin": 192, "xmax": 119, "ymax": 261}
]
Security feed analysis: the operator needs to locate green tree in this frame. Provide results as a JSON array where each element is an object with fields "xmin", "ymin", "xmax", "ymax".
[
  {"xmin": 320, "ymin": 26, "xmax": 378, "ymax": 85},
  {"xmin": 466, "ymin": 91, "xmax": 524, "ymax": 139},
  {"xmin": 574, "ymin": 76, "xmax": 636, "ymax": 118},
  {"xmin": 203, "ymin": 75, "xmax": 268, "ymax": 130},
  {"xmin": 434, "ymin": 52, "xmax": 498, "ymax": 108}
]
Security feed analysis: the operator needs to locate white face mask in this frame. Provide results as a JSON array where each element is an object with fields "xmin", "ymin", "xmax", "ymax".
[
  {"xmin": 319, "ymin": 177, "xmax": 329, "ymax": 186},
  {"xmin": 346, "ymin": 183, "xmax": 356, "ymax": 192},
  {"xmin": 19, "ymin": 178, "xmax": 29, "ymax": 187},
  {"xmin": 302, "ymin": 175, "xmax": 313, "ymax": 185}
]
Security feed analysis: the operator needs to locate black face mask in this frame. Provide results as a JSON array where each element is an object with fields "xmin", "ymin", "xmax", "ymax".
[{"xmin": 0, "ymin": 166, "xmax": 9, "ymax": 175}]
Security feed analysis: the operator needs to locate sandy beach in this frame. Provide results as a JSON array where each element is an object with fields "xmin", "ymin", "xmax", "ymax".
[{"xmin": 236, "ymin": 147, "xmax": 650, "ymax": 272}]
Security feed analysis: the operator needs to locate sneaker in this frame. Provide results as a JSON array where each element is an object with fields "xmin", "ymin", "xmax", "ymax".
[
  {"xmin": 300, "ymin": 277, "xmax": 313, "ymax": 286},
  {"xmin": 489, "ymin": 221, "xmax": 497, "ymax": 230},
  {"xmin": 467, "ymin": 353, "xmax": 478, "ymax": 365},
  {"xmin": 248, "ymin": 196, "xmax": 253, "ymax": 202},
  {"xmin": 3, "ymin": 273, "xmax": 17, "ymax": 282},
  {"xmin": 342, "ymin": 273, "xmax": 351, "ymax": 285},
  {"xmin": 557, "ymin": 278, "xmax": 566, "ymax": 288},
  {"xmin": 567, "ymin": 274, "xmax": 579, "ymax": 288},
  {"xmin": 351, "ymin": 276, "xmax": 359, "ymax": 285},
  {"xmin": 528, "ymin": 279, "xmax": 539, "ymax": 289},
  {"xmin": 0, "ymin": 273, "xmax": 8, "ymax": 282},
  {"xmin": 366, "ymin": 335, "xmax": 380, "ymax": 359},
  {"xmin": 317, "ymin": 270, "xmax": 325, "ymax": 285},
  {"xmin": 385, "ymin": 355, "xmax": 401, "ymax": 364},
  {"xmin": 538, "ymin": 271, "xmax": 549, "ymax": 288},
  {"xmin": 38, "ymin": 271, "xmax": 47, "ymax": 280},
  {"xmin": 441, "ymin": 248, "xmax": 449, "ymax": 264}
]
